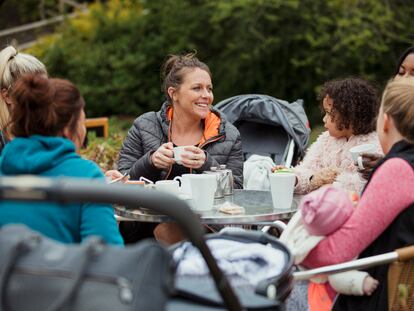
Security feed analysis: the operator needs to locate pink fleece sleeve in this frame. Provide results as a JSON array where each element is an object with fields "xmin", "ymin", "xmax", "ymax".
[
  {"xmin": 294, "ymin": 133, "xmax": 328, "ymax": 194},
  {"xmin": 335, "ymin": 170, "xmax": 365, "ymax": 194},
  {"xmin": 302, "ymin": 158, "xmax": 414, "ymax": 267}
]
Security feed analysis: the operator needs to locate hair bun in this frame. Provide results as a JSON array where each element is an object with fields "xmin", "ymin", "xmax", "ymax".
[
  {"xmin": 161, "ymin": 53, "xmax": 199, "ymax": 80},
  {"xmin": 12, "ymin": 73, "xmax": 55, "ymax": 110},
  {"xmin": 161, "ymin": 55, "xmax": 179, "ymax": 80}
]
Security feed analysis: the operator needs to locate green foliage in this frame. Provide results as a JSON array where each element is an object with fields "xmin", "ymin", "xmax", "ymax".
[
  {"xmin": 28, "ymin": 0, "xmax": 414, "ymax": 126},
  {"xmin": 309, "ymin": 125, "xmax": 325, "ymax": 144},
  {"xmin": 80, "ymin": 132, "xmax": 123, "ymax": 171},
  {"xmin": 80, "ymin": 116, "xmax": 133, "ymax": 170}
]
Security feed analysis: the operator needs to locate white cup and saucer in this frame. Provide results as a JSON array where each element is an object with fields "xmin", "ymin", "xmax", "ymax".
[
  {"xmin": 172, "ymin": 174, "xmax": 217, "ymax": 211},
  {"xmin": 186, "ymin": 174, "xmax": 217, "ymax": 212},
  {"xmin": 155, "ymin": 178, "xmax": 192, "ymax": 201},
  {"xmin": 173, "ymin": 174, "xmax": 193, "ymax": 198},
  {"xmin": 155, "ymin": 180, "xmax": 180, "ymax": 196}
]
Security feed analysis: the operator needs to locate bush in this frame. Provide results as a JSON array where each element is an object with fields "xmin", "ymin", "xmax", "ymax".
[
  {"xmin": 28, "ymin": 0, "xmax": 414, "ymax": 125},
  {"xmin": 80, "ymin": 116, "xmax": 133, "ymax": 171},
  {"xmin": 80, "ymin": 132, "xmax": 124, "ymax": 171}
]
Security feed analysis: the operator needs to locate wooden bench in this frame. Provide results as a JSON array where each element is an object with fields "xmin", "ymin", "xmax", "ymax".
[{"xmin": 85, "ymin": 117, "xmax": 109, "ymax": 139}]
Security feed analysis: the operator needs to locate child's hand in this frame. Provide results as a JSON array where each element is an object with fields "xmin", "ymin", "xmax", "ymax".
[
  {"xmin": 309, "ymin": 167, "xmax": 340, "ymax": 191},
  {"xmin": 363, "ymin": 276, "xmax": 379, "ymax": 296},
  {"xmin": 349, "ymin": 191, "xmax": 359, "ymax": 205},
  {"xmin": 272, "ymin": 166, "xmax": 298, "ymax": 186},
  {"xmin": 271, "ymin": 165, "xmax": 287, "ymax": 172}
]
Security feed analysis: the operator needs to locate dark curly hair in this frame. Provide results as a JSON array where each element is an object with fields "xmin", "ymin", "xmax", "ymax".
[{"xmin": 317, "ymin": 77, "xmax": 380, "ymax": 135}]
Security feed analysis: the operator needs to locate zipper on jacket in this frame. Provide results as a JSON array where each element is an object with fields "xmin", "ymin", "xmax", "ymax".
[{"xmin": 198, "ymin": 134, "xmax": 224, "ymax": 149}]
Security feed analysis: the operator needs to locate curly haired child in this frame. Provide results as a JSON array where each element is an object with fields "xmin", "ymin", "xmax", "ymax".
[{"xmin": 276, "ymin": 77, "xmax": 383, "ymax": 194}]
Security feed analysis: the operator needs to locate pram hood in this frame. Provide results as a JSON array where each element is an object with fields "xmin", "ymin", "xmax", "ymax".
[{"xmin": 215, "ymin": 94, "xmax": 311, "ymax": 156}]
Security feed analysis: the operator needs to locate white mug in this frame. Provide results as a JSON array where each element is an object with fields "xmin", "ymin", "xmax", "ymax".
[
  {"xmin": 269, "ymin": 172, "xmax": 296, "ymax": 209},
  {"xmin": 188, "ymin": 174, "xmax": 217, "ymax": 211},
  {"xmin": 173, "ymin": 146, "xmax": 192, "ymax": 165},
  {"xmin": 349, "ymin": 143, "xmax": 377, "ymax": 170},
  {"xmin": 173, "ymin": 174, "xmax": 193, "ymax": 197},
  {"xmin": 155, "ymin": 180, "xmax": 180, "ymax": 196}
]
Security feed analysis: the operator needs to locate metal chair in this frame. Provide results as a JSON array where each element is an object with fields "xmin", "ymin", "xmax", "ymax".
[{"xmin": 293, "ymin": 245, "xmax": 414, "ymax": 311}]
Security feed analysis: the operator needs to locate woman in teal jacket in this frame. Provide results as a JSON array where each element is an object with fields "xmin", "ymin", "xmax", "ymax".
[{"xmin": 0, "ymin": 74, "xmax": 123, "ymax": 245}]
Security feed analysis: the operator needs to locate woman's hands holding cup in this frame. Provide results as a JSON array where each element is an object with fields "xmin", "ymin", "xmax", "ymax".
[
  {"xmin": 358, "ymin": 153, "xmax": 384, "ymax": 180},
  {"xmin": 180, "ymin": 146, "xmax": 206, "ymax": 169},
  {"xmin": 151, "ymin": 142, "xmax": 175, "ymax": 169},
  {"xmin": 151, "ymin": 143, "xmax": 206, "ymax": 169}
]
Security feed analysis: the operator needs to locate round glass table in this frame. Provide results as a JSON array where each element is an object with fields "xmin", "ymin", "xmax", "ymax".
[{"xmin": 115, "ymin": 189, "xmax": 301, "ymax": 225}]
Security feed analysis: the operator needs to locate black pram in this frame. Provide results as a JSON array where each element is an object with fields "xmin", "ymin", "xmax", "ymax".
[
  {"xmin": 0, "ymin": 177, "xmax": 294, "ymax": 310},
  {"xmin": 215, "ymin": 94, "xmax": 310, "ymax": 167}
]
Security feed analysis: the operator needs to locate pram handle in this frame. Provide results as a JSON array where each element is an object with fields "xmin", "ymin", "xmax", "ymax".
[
  {"xmin": 292, "ymin": 247, "xmax": 414, "ymax": 281},
  {"xmin": 293, "ymin": 245, "xmax": 414, "ymax": 281},
  {"xmin": 0, "ymin": 176, "xmax": 244, "ymax": 311}
]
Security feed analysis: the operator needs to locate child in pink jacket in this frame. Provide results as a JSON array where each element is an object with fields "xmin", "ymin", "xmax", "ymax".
[{"xmin": 285, "ymin": 78, "xmax": 383, "ymax": 194}]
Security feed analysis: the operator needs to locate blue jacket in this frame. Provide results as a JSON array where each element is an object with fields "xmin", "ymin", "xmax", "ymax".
[{"xmin": 0, "ymin": 135, "xmax": 123, "ymax": 245}]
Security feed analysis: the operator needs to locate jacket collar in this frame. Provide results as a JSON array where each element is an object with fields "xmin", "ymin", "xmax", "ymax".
[
  {"xmin": 377, "ymin": 140, "xmax": 414, "ymax": 168},
  {"xmin": 159, "ymin": 102, "xmax": 224, "ymax": 145}
]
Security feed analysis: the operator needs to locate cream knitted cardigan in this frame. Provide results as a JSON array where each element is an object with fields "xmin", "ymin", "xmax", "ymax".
[{"xmin": 293, "ymin": 131, "xmax": 382, "ymax": 194}]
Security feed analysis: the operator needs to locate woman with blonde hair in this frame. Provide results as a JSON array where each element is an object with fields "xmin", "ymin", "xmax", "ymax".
[
  {"xmin": 0, "ymin": 45, "xmax": 47, "ymax": 151},
  {"xmin": 300, "ymin": 77, "xmax": 414, "ymax": 311},
  {"xmin": 359, "ymin": 46, "xmax": 414, "ymax": 177}
]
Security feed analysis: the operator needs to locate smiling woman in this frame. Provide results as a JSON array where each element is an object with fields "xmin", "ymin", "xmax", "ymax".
[
  {"xmin": 117, "ymin": 53, "xmax": 243, "ymax": 189},
  {"xmin": 112, "ymin": 53, "xmax": 244, "ymax": 244}
]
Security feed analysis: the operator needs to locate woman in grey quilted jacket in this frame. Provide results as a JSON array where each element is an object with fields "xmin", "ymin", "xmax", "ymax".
[{"xmin": 114, "ymin": 53, "xmax": 243, "ymax": 244}]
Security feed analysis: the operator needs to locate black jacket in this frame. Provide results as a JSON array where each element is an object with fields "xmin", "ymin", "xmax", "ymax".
[
  {"xmin": 333, "ymin": 140, "xmax": 414, "ymax": 311},
  {"xmin": 118, "ymin": 102, "xmax": 243, "ymax": 188}
]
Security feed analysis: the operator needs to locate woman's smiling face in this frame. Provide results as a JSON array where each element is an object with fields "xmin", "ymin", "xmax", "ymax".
[{"xmin": 169, "ymin": 67, "xmax": 213, "ymax": 120}]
